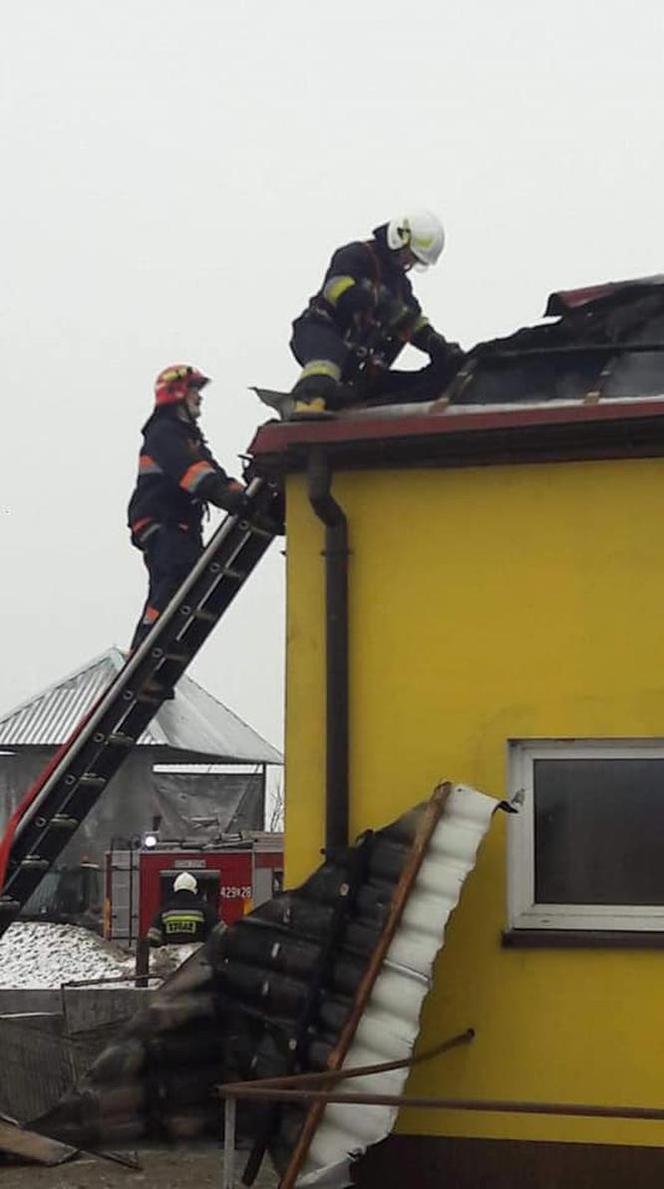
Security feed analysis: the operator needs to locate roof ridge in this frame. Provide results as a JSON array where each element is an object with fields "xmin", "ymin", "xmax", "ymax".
[
  {"xmin": 0, "ymin": 647, "xmax": 123, "ymax": 726},
  {"xmin": 0, "ymin": 649, "xmax": 283, "ymax": 763}
]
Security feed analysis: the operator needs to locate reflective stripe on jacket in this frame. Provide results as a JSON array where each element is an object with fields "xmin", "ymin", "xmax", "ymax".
[
  {"xmin": 128, "ymin": 406, "xmax": 232, "ymax": 546},
  {"xmin": 147, "ymin": 888, "xmax": 218, "ymax": 947}
]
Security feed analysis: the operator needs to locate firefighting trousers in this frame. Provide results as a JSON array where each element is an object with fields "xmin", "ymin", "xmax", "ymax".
[
  {"xmin": 130, "ymin": 525, "xmax": 203, "ymax": 650},
  {"xmin": 290, "ymin": 318, "xmax": 351, "ymax": 379}
]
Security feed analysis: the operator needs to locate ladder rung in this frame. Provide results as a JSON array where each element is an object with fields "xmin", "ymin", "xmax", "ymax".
[
  {"xmin": 221, "ymin": 566, "xmax": 246, "ymax": 580},
  {"xmin": 20, "ymin": 856, "xmax": 50, "ymax": 870},
  {"xmin": 107, "ymin": 732, "xmax": 135, "ymax": 748},
  {"xmin": 164, "ymin": 650, "xmax": 190, "ymax": 663},
  {"xmin": 189, "ymin": 607, "xmax": 218, "ymax": 623},
  {"xmin": 0, "ymin": 898, "xmax": 20, "ymax": 914},
  {"xmin": 135, "ymin": 692, "xmax": 163, "ymax": 705},
  {"xmin": 50, "ymin": 815, "xmax": 79, "ymax": 830},
  {"xmin": 78, "ymin": 774, "xmax": 106, "ymax": 788},
  {"xmin": 241, "ymin": 521, "xmax": 274, "ymax": 539}
]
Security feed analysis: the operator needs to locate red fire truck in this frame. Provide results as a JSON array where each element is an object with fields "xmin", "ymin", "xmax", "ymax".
[{"xmin": 104, "ymin": 833, "xmax": 283, "ymax": 944}]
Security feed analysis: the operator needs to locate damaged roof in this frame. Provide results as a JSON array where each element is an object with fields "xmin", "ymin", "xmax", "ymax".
[{"xmin": 249, "ymin": 275, "xmax": 664, "ymax": 473}]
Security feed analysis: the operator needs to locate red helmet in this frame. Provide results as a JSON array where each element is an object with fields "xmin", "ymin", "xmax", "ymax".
[{"xmin": 154, "ymin": 364, "xmax": 211, "ymax": 406}]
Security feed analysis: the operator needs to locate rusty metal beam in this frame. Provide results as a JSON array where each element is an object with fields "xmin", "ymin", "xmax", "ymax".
[{"xmin": 219, "ymin": 1085, "xmax": 664, "ymax": 1123}]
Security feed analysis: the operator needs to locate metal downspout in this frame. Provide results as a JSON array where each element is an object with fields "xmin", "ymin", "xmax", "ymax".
[{"xmin": 307, "ymin": 449, "xmax": 349, "ymax": 853}]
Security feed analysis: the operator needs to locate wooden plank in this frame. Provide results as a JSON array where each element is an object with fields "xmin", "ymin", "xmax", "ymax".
[{"xmin": 0, "ymin": 1117, "xmax": 76, "ymax": 1166}]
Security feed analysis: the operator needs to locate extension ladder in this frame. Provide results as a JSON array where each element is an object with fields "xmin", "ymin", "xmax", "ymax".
[{"xmin": 0, "ymin": 476, "xmax": 282, "ymax": 937}]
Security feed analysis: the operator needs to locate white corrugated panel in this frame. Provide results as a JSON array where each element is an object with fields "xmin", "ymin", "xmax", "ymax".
[{"xmin": 297, "ymin": 783, "xmax": 496, "ymax": 1188}]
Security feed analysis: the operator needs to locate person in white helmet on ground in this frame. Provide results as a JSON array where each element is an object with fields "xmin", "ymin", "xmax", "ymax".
[
  {"xmin": 288, "ymin": 211, "xmax": 465, "ymax": 418},
  {"xmin": 147, "ymin": 870, "xmax": 219, "ymax": 947}
]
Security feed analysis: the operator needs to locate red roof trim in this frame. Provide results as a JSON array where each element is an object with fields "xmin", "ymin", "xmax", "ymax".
[{"xmin": 249, "ymin": 399, "xmax": 664, "ymax": 459}]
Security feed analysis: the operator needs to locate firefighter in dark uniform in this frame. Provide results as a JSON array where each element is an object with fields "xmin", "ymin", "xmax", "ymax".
[
  {"xmin": 147, "ymin": 871, "xmax": 218, "ymax": 947},
  {"xmin": 289, "ymin": 210, "xmax": 465, "ymax": 418},
  {"xmin": 128, "ymin": 364, "xmax": 246, "ymax": 650}
]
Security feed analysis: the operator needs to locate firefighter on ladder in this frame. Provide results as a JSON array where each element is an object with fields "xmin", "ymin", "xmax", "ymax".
[
  {"xmin": 288, "ymin": 210, "xmax": 465, "ymax": 418},
  {"xmin": 147, "ymin": 871, "xmax": 218, "ymax": 947},
  {"xmin": 128, "ymin": 364, "xmax": 246, "ymax": 652}
]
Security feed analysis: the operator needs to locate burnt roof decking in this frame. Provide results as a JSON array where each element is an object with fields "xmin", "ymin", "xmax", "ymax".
[{"xmin": 249, "ymin": 276, "xmax": 664, "ymax": 474}]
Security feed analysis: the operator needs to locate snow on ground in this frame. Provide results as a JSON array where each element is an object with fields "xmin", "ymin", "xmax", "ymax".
[
  {"xmin": 0, "ymin": 922, "xmax": 201, "ymax": 988},
  {"xmin": 0, "ymin": 921, "xmax": 136, "ymax": 988}
]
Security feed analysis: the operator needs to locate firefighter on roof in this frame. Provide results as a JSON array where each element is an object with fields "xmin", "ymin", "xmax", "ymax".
[
  {"xmin": 147, "ymin": 871, "xmax": 218, "ymax": 947},
  {"xmin": 128, "ymin": 364, "xmax": 246, "ymax": 650},
  {"xmin": 288, "ymin": 210, "xmax": 465, "ymax": 418}
]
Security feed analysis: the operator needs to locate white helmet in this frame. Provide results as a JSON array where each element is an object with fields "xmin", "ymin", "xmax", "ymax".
[
  {"xmin": 386, "ymin": 210, "xmax": 445, "ymax": 270},
  {"xmin": 173, "ymin": 871, "xmax": 198, "ymax": 894}
]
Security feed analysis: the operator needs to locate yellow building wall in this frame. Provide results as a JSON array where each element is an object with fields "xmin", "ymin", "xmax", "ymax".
[{"xmin": 284, "ymin": 455, "xmax": 664, "ymax": 1148}]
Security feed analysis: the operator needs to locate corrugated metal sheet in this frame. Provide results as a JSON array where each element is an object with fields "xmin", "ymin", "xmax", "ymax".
[
  {"xmin": 0, "ymin": 648, "xmax": 282, "ymax": 764},
  {"xmin": 32, "ymin": 784, "xmax": 496, "ymax": 1185},
  {"xmin": 298, "ymin": 784, "xmax": 495, "ymax": 1187}
]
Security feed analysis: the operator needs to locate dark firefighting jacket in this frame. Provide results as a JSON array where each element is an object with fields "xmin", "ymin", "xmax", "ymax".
[
  {"xmin": 127, "ymin": 406, "xmax": 236, "ymax": 548},
  {"xmin": 147, "ymin": 888, "xmax": 218, "ymax": 947},
  {"xmin": 293, "ymin": 223, "xmax": 443, "ymax": 372}
]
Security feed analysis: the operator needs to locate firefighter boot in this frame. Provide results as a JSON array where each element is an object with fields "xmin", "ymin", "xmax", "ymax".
[{"xmin": 290, "ymin": 373, "xmax": 339, "ymax": 420}]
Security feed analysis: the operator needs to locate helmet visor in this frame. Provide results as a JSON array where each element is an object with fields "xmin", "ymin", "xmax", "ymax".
[{"xmin": 189, "ymin": 373, "xmax": 210, "ymax": 390}]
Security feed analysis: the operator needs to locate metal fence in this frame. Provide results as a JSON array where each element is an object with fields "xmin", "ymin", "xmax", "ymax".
[{"xmin": 0, "ymin": 977, "xmax": 157, "ymax": 1125}]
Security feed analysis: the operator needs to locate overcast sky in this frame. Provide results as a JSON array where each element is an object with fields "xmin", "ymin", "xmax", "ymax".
[{"xmin": 1, "ymin": 0, "xmax": 662, "ymax": 751}]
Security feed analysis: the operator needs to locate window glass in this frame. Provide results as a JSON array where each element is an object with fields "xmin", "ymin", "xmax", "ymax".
[{"xmin": 534, "ymin": 758, "xmax": 664, "ymax": 905}]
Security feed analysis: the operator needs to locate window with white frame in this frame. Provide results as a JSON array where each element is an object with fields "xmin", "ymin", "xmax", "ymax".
[{"xmin": 507, "ymin": 740, "xmax": 664, "ymax": 931}]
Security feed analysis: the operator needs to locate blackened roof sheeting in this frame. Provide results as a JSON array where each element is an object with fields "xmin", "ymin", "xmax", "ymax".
[{"xmin": 456, "ymin": 276, "xmax": 664, "ymax": 407}]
